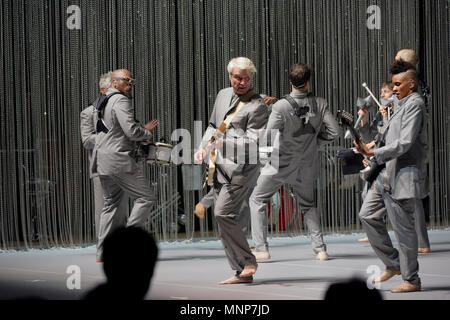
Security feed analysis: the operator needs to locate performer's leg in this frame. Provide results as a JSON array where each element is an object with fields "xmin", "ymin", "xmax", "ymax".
[
  {"xmin": 384, "ymin": 194, "xmax": 420, "ymax": 285},
  {"xmin": 237, "ymin": 190, "xmax": 251, "ymax": 234},
  {"xmin": 112, "ymin": 168, "xmax": 156, "ymax": 228},
  {"xmin": 97, "ymin": 175, "xmax": 126, "ymax": 260},
  {"xmin": 92, "ymin": 176, "xmax": 104, "ymax": 240},
  {"xmin": 415, "ymin": 198, "xmax": 430, "ymax": 250},
  {"xmin": 115, "ymin": 194, "xmax": 130, "ymax": 228},
  {"xmin": 249, "ymin": 175, "xmax": 283, "ymax": 252},
  {"xmin": 359, "ymin": 179, "xmax": 399, "ymax": 270},
  {"xmin": 293, "ymin": 169, "xmax": 326, "ymax": 254},
  {"xmin": 200, "ymin": 189, "xmax": 215, "ymax": 209},
  {"xmin": 214, "ymin": 182, "xmax": 257, "ymax": 274}
]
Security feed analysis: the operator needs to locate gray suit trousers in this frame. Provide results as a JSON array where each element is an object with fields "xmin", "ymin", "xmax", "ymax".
[
  {"xmin": 249, "ymin": 166, "xmax": 326, "ymax": 254},
  {"xmin": 415, "ymin": 199, "xmax": 430, "ymax": 249},
  {"xmin": 92, "ymin": 176, "xmax": 129, "ymax": 240},
  {"xmin": 96, "ymin": 168, "xmax": 156, "ymax": 258},
  {"xmin": 359, "ymin": 177, "xmax": 421, "ymax": 285},
  {"xmin": 214, "ymin": 182, "xmax": 257, "ymax": 273},
  {"xmin": 361, "ymin": 181, "xmax": 430, "ymax": 249},
  {"xmin": 201, "ymin": 188, "xmax": 251, "ymax": 234}
]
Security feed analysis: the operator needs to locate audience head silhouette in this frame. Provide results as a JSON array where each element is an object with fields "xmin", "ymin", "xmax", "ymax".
[
  {"xmin": 324, "ymin": 277, "xmax": 383, "ymax": 301},
  {"xmin": 85, "ymin": 226, "xmax": 158, "ymax": 300}
]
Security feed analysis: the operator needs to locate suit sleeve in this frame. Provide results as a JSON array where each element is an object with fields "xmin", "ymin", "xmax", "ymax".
[
  {"xmin": 373, "ymin": 102, "xmax": 423, "ymax": 164},
  {"xmin": 200, "ymin": 91, "xmax": 222, "ymax": 150},
  {"xmin": 358, "ymin": 121, "xmax": 378, "ymax": 143},
  {"xmin": 80, "ymin": 106, "xmax": 96, "ymax": 150},
  {"xmin": 114, "ymin": 95, "xmax": 153, "ymax": 141},
  {"xmin": 317, "ymin": 103, "xmax": 341, "ymax": 146}
]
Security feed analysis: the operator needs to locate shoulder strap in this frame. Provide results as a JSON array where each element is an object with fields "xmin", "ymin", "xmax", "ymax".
[
  {"xmin": 95, "ymin": 92, "xmax": 124, "ymax": 133},
  {"xmin": 282, "ymin": 94, "xmax": 300, "ymax": 109},
  {"xmin": 95, "ymin": 92, "xmax": 123, "ymax": 113}
]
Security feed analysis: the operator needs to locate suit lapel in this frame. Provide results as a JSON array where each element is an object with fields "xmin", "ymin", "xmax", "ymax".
[
  {"xmin": 380, "ymin": 105, "xmax": 402, "ymax": 134},
  {"xmin": 224, "ymin": 91, "xmax": 239, "ymax": 120}
]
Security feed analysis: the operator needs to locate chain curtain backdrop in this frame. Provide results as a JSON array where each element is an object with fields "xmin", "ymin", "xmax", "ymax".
[{"xmin": 0, "ymin": 0, "xmax": 448, "ymax": 249}]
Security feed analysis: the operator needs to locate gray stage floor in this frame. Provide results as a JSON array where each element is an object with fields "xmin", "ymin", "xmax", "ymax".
[{"xmin": 1, "ymin": 229, "xmax": 449, "ymax": 300}]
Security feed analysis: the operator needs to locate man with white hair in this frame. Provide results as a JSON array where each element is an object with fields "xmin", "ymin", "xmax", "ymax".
[
  {"xmin": 80, "ymin": 72, "xmax": 128, "ymax": 240},
  {"xmin": 194, "ymin": 57, "xmax": 268, "ymax": 284}
]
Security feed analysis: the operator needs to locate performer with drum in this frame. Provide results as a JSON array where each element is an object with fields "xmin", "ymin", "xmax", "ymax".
[
  {"xmin": 91, "ymin": 68, "xmax": 159, "ymax": 262},
  {"xmin": 80, "ymin": 71, "xmax": 129, "ymax": 240}
]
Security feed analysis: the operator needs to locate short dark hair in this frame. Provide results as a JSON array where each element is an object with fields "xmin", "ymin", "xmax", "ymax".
[
  {"xmin": 390, "ymin": 59, "xmax": 419, "ymax": 83},
  {"xmin": 289, "ymin": 63, "xmax": 312, "ymax": 88},
  {"xmin": 390, "ymin": 59, "xmax": 416, "ymax": 75}
]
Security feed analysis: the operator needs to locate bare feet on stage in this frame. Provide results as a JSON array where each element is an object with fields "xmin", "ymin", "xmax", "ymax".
[
  {"xmin": 240, "ymin": 264, "xmax": 258, "ymax": 278},
  {"xmin": 218, "ymin": 276, "xmax": 253, "ymax": 285},
  {"xmin": 373, "ymin": 268, "xmax": 401, "ymax": 283},
  {"xmin": 358, "ymin": 237, "xmax": 369, "ymax": 242},
  {"xmin": 418, "ymin": 247, "xmax": 431, "ymax": 254}
]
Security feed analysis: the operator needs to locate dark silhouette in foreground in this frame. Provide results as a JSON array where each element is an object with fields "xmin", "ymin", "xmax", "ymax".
[
  {"xmin": 84, "ymin": 226, "xmax": 158, "ymax": 300},
  {"xmin": 324, "ymin": 277, "xmax": 383, "ymax": 300}
]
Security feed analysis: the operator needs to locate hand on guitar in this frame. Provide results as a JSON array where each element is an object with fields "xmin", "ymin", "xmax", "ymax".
[
  {"xmin": 362, "ymin": 159, "xmax": 370, "ymax": 167},
  {"xmin": 194, "ymin": 148, "xmax": 206, "ymax": 164},
  {"xmin": 357, "ymin": 108, "xmax": 369, "ymax": 127},
  {"xmin": 207, "ymin": 137, "xmax": 224, "ymax": 150},
  {"xmin": 379, "ymin": 105, "xmax": 388, "ymax": 118},
  {"xmin": 366, "ymin": 141, "xmax": 376, "ymax": 149},
  {"xmin": 353, "ymin": 138, "xmax": 374, "ymax": 157},
  {"xmin": 144, "ymin": 119, "xmax": 159, "ymax": 132}
]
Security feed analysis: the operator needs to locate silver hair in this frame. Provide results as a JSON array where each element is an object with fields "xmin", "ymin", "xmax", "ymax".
[
  {"xmin": 98, "ymin": 71, "xmax": 112, "ymax": 89},
  {"xmin": 227, "ymin": 57, "xmax": 257, "ymax": 78}
]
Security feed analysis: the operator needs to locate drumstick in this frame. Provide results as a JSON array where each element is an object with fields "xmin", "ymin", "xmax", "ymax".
[{"xmin": 362, "ymin": 82, "xmax": 383, "ymax": 109}]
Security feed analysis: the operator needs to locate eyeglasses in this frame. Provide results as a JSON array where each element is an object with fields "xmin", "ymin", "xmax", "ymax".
[{"xmin": 112, "ymin": 77, "xmax": 136, "ymax": 84}]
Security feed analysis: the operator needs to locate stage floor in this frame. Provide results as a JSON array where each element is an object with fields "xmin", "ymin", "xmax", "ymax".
[{"xmin": 1, "ymin": 229, "xmax": 449, "ymax": 300}]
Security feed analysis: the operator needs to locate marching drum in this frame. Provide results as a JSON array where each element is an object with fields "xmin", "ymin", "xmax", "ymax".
[{"xmin": 146, "ymin": 142, "xmax": 174, "ymax": 165}]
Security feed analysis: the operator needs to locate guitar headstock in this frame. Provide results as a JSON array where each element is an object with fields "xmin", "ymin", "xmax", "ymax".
[{"xmin": 337, "ymin": 110, "xmax": 354, "ymax": 127}]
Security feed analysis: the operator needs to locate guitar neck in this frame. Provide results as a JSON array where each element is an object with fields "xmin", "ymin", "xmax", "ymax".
[{"xmin": 344, "ymin": 123, "xmax": 364, "ymax": 149}]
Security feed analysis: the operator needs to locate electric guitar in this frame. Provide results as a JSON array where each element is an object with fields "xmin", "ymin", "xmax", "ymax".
[
  {"xmin": 206, "ymin": 122, "xmax": 227, "ymax": 186},
  {"xmin": 337, "ymin": 110, "xmax": 384, "ymax": 184}
]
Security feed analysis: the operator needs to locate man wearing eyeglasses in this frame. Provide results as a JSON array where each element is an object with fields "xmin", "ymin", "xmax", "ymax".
[
  {"xmin": 194, "ymin": 57, "xmax": 269, "ymax": 284},
  {"xmin": 91, "ymin": 69, "xmax": 159, "ymax": 262},
  {"xmin": 80, "ymin": 71, "xmax": 129, "ymax": 242}
]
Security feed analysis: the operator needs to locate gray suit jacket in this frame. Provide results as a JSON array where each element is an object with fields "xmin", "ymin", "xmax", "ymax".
[
  {"xmin": 201, "ymin": 87, "xmax": 269, "ymax": 186},
  {"xmin": 374, "ymin": 92, "xmax": 428, "ymax": 200},
  {"xmin": 262, "ymin": 91, "xmax": 341, "ymax": 180},
  {"xmin": 80, "ymin": 103, "xmax": 98, "ymax": 178},
  {"xmin": 91, "ymin": 88, "xmax": 153, "ymax": 175}
]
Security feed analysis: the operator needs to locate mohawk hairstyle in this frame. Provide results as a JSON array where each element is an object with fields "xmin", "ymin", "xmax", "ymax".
[{"xmin": 389, "ymin": 59, "xmax": 416, "ymax": 75}]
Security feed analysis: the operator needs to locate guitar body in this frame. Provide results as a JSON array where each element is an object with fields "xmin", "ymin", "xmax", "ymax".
[
  {"xmin": 363, "ymin": 162, "xmax": 385, "ymax": 184},
  {"xmin": 337, "ymin": 110, "xmax": 384, "ymax": 183},
  {"xmin": 206, "ymin": 123, "xmax": 227, "ymax": 186}
]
